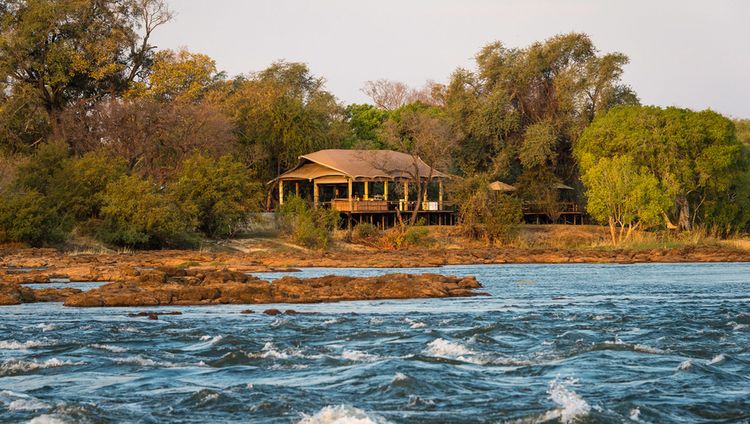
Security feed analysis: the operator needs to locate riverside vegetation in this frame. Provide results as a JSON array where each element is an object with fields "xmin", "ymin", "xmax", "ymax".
[{"xmin": 1, "ymin": 0, "xmax": 750, "ymax": 252}]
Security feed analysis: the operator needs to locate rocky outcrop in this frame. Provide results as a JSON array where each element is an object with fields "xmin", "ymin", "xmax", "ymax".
[
  {"xmin": 0, "ymin": 283, "xmax": 82, "ymax": 305},
  {"xmin": 62, "ymin": 268, "xmax": 485, "ymax": 307}
]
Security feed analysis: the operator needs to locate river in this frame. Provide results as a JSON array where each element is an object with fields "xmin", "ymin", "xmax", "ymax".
[{"xmin": 1, "ymin": 263, "xmax": 749, "ymax": 423}]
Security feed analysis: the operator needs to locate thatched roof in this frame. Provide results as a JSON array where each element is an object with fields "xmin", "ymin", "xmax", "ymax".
[
  {"xmin": 274, "ymin": 149, "xmax": 449, "ymax": 183},
  {"xmin": 488, "ymin": 181, "xmax": 517, "ymax": 192}
]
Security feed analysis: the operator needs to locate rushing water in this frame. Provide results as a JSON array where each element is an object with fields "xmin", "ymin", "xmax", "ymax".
[{"xmin": 1, "ymin": 263, "xmax": 750, "ymax": 423}]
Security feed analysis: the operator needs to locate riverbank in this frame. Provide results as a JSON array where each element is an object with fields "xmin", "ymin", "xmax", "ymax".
[{"xmin": 1, "ymin": 225, "xmax": 749, "ymax": 287}]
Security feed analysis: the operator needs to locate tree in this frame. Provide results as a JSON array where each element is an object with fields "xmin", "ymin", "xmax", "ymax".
[
  {"xmin": 362, "ymin": 79, "xmax": 411, "ymax": 110},
  {"xmin": 127, "ymin": 48, "xmax": 224, "ymax": 102},
  {"xmin": 169, "ymin": 153, "xmax": 263, "ymax": 238},
  {"xmin": 0, "ymin": 190, "xmax": 65, "ymax": 246},
  {"xmin": 60, "ymin": 98, "xmax": 233, "ymax": 180},
  {"xmin": 362, "ymin": 79, "xmax": 444, "ymax": 110},
  {"xmin": 344, "ymin": 103, "xmax": 390, "ymax": 148},
  {"xmin": 577, "ymin": 106, "xmax": 750, "ymax": 232},
  {"xmin": 48, "ymin": 150, "xmax": 128, "ymax": 222},
  {"xmin": 379, "ymin": 106, "xmax": 457, "ymax": 225},
  {"xmin": 442, "ymin": 33, "xmax": 638, "ymax": 203},
  {"xmin": 98, "ymin": 174, "xmax": 192, "ymax": 248},
  {"xmin": 452, "ymin": 175, "xmax": 523, "ymax": 244},
  {"xmin": 580, "ymin": 155, "xmax": 669, "ymax": 244},
  {"xmin": 0, "ymin": 0, "xmax": 172, "ymax": 141},
  {"xmin": 215, "ymin": 61, "xmax": 348, "ymax": 181}
]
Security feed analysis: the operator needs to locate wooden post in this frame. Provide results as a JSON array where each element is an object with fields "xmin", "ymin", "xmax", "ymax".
[
  {"xmin": 313, "ymin": 181, "xmax": 319, "ymax": 209},
  {"xmin": 348, "ymin": 178, "xmax": 353, "ymax": 212},
  {"xmin": 295, "ymin": 182, "xmax": 299, "ymax": 197},
  {"xmin": 384, "ymin": 180, "xmax": 389, "ymax": 201},
  {"xmin": 403, "ymin": 180, "xmax": 408, "ymax": 211},
  {"xmin": 438, "ymin": 180, "xmax": 443, "ymax": 210},
  {"xmin": 278, "ymin": 179, "xmax": 284, "ymax": 206},
  {"xmin": 364, "ymin": 179, "xmax": 369, "ymax": 200}
]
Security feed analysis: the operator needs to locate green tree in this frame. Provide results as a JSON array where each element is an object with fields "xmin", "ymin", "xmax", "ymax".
[
  {"xmin": 344, "ymin": 103, "xmax": 390, "ymax": 148},
  {"xmin": 169, "ymin": 153, "xmax": 263, "ymax": 238},
  {"xmin": 277, "ymin": 196, "xmax": 340, "ymax": 249},
  {"xmin": 580, "ymin": 155, "xmax": 669, "ymax": 244},
  {"xmin": 0, "ymin": 0, "xmax": 172, "ymax": 141},
  {"xmin": 49, "ymin": 150, "xmax": 128, "ymax": 222},
  {"xmin": 215, "ymin": 61, "xmax": 348, "ymax": 181},
  {"xmin": 0, "ymin": 190, "xmax": 65, "ymax": 246},
  {"xmin": 98, "ymin": 175, "xmax": 192, "ymax": 248},
  {"xmin": 454, "ymin": 176, "xmax": 523, "ymax": 244},
  {"xmin": 128, "ymin": 48, "xmax": 224, "ymax": 102},
  {"xmin": 577, "ymin": 106, "xmax": 750, "ymax": 232},
  {"xmin": 443, "ymin": 33, "xmax": 638, "ymax": 203}
]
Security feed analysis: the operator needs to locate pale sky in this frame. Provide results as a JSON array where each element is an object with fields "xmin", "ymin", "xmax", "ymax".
[{"xmin": 152, "ymin": 0, "xmax": 750, "ymax": 118}]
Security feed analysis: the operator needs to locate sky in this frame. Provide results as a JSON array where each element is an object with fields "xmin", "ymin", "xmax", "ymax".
[{"xmin": 152, "ymin": 0, "xmax": 750, "ymax": 119}]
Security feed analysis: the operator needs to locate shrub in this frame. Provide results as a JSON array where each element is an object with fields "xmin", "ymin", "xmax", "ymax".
[
  {"xmin": 48, "ymin": 150, "xmax": 128, "ymax": 222},
  {"xmin": 353, "ymin": 222, "xmax": 380, "ymax": 241},
  {"xmin": 379, "ymin": 221, "xmax": 434, "ymax": 250},
  {"xmin": 459, "ymin": 179, "xmax": 523, "ymax": 244},
  {"xmin": 278, "ymin": 196, "xmax": 340, "ymax": 249},
  {"xmin": 97, "ymin": 175, "xmax": 195, "ymax": 248},
  {"xmin": 169, "ymin": 153, "xmax": 263, "ymax": 238},
  {"xmin": 0, "ymin": 190, "xmax": 65, "ymax": 246},
  {"xmin": 14, "ymin": 139, "xmax": 69, "ymax": 195}
]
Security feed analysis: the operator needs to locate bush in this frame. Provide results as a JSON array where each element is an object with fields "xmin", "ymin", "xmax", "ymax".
[
  {"xmin": 0, "ymin": 190, "xmax": 66, "ymax": 246},
  {"xmin": 14, "ymin": 140, "xmax": 69, "ymax": 195},
  {"xmin": 379, "ymin": 220, "xmax": 434, "ymax": 250},
  {"xmin": 458, "ymin": 179, "xmax": 523, "ymax": 244},
  {"xmin": 48, "ymin": 150, "xmax": 128, "ymax": 222},
  {"xmin": 278, "ymin": 196, "xmax": 340, "ymax": 249},
  {"xmin": 97, "ymin": 175, "xmax": 195, "ymax": 248},
  {"xmin": 353, "ymin": 222, "xmax": 380, "ymax": 241},
  {"xmin": 170, "ymin": 153, "xmax": 263, "ymax": 238}
]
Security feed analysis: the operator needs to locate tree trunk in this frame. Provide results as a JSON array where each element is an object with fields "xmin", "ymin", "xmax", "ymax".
[
  {"xmin": 47, "ymin": 107, "xmax": 65, "ymax": 143},
  {"xmin": 608, "ymin": 216, "xmax": 617, "ymax": 245},
  {"xmin": 409, "ymin": 181, "xmax": 423, "ymax": 225},
  {"xmin": 676, "ymin": 196, "xmax": 691, "ymax": 231}
]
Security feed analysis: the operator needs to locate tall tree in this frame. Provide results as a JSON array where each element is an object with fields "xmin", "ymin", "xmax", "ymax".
[
  {"xmin": 0, "ymin": 0, "xmax": 172, "ymax": 141},
  {"xmin": 215, "ymin": 61, "xmax": 348, "ymax": 181},
  {"xmin": 379, "ymin": 106, "xmax": 457, "ymax": 225},
  {"xmin": 576, "ymin": 105, "xmax": 750, "ymax": 232},
  {"xmin": 443, "ymin": 33, "xmax": 638, "ymax": 200}
]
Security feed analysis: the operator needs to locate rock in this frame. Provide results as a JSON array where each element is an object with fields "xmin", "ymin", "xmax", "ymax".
[
  {"xmin": 62, "ymin": 269, "xmax": 485, "ymax": 307},
  {"xmin": 127, "ymin": 311, "xmax": 183, "ymax": 317},
  {"xmin": 0, "ymin": 283, "xmax": 81, "ymax": 304},
  {"xmin": 263, "ymin": 309, "xmax": 282, "ymax": 315},
  {"xmin": 240, "ymin": 309, "xmax": 254, "ymax": 314}
]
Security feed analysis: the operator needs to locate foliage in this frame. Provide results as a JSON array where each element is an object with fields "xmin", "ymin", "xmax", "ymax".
[
  {"xmin": 0, "ymin": 190, "xmax": 65, "ymax": 246},
  {"xmin": 0, "ymin": 83, "xmax": 49, "ymax": 154},
  {"xmin": 14, "ymin": 139, "xmax": 70, "ymax": 196},
  {"xmin": 345, "ymin": 104, "xmax": 390, "ymax": 148},
  {"xmin": 98, "ymin": 175, "xmax": 193, "ymax": 248},
  {"xmin": 277, "ymin": 196, "xmax": 340, "ymax": 249},
  {"xmin": 577, "ymin": 105, "xmax": 750, "ymax": 232},
  {"xmin": 61, "ymin": 98, "xmax": 233, "ymax": 179},
  {"xmin": 352, "ymin": 222, "xmax": 380, "ymax": 241},
  {"xmin": 50, "ymin": 151, "xmax": 129, "ymax": 222},
  {"xmin": 454, "ymin": 176, "xmax": 523, "ymax": 244},
  {"xmin": 169, "ymin": 153, "xmax": 263, "ymax": 238},
  {"xmin": 128, "ymin": 48, "xmax": 224, "ymax": 102},
  {"xmin": 379, "ymin": 223, "xmax": 434, "ymax": 250},
  {"xmin": 215, "ymin": 61, "xmax": 348, "ymax": 180},
  {"xmin": 0, "ymin": 0, "xmax": 172, "ymax": 140},
  {"xmin": 581, "ymin": 155, "xmax": 670, "ymax": 244},
  {"xmin": 443, "ymin": 33, "xmax": 638, "ymax": 204}
]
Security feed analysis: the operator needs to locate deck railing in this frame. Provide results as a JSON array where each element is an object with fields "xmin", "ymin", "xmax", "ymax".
[{"xmin": 321, "ymin": 199, "xmax": 455, "ymax": 213}]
